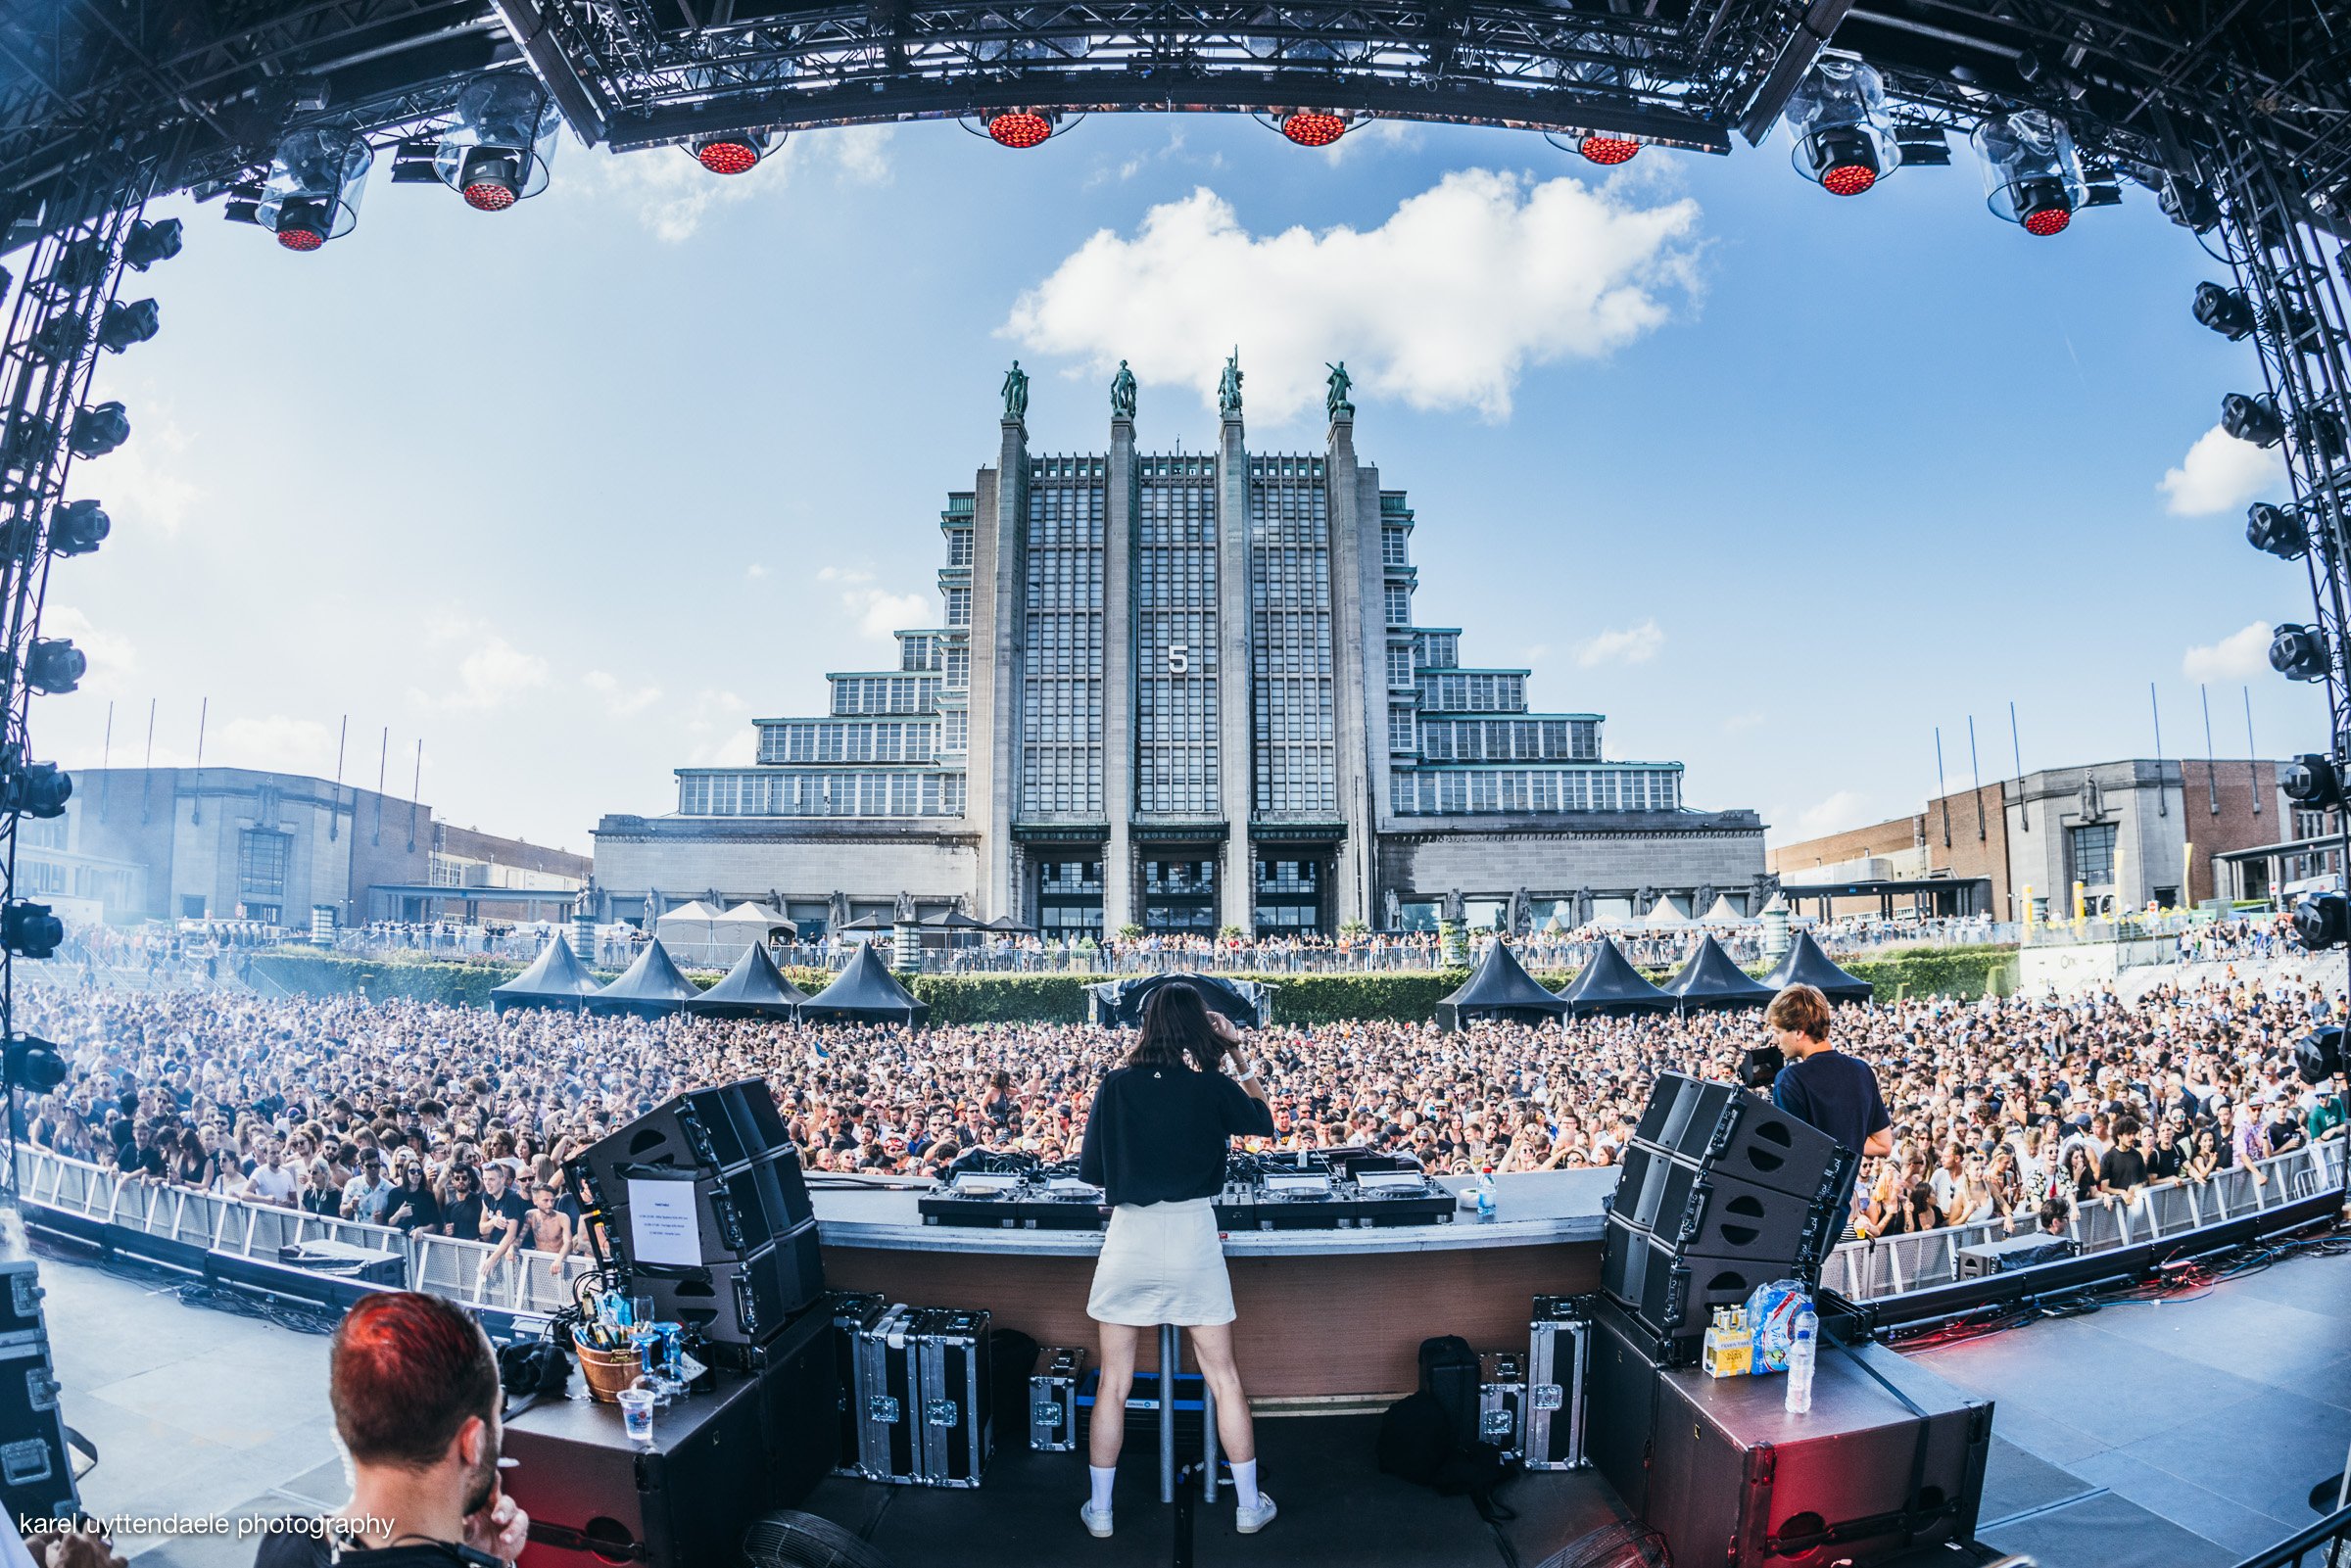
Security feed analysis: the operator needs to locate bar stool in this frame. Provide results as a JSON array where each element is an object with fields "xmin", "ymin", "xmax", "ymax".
[{"xmin": 1154, "ymin": 1323, "xmax": 1221, "ymax": 1503}]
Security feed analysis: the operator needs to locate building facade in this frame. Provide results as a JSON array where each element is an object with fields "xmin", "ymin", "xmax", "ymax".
[
  {"xmin": 37, "ymin": 767, "xmax": 590, "ymax": 927},
  {"xmin": 1767, "ymin": 756, "xmax": 2294, "ymax": 917},
  {"xmin": 594, "ymin": 370, "xmax": 1765, "ymax": 934}
]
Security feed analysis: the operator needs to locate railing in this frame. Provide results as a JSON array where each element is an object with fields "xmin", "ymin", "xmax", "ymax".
[
  {"xmin": 2231, "ymin": 1500, "xmax": 2351, "ymax": 1568},
  {"xmin": 1821, "ymin": 1140, "xmax": 2346, "ymax": 1301},
  {"xmin": 11, "ymin": 1146, "xmax": 595, "ymax": 1316}
]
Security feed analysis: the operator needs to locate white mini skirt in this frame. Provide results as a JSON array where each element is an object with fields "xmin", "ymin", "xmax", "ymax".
[{"xmin": 1085, "ymin": 1198, "xmax": 1235, "ymax": 1327}]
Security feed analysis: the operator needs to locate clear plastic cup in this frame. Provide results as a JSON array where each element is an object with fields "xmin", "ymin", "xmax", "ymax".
[{"xmin": 616, "ymin": 1385, "xmax": 655, "ymax": 1443}]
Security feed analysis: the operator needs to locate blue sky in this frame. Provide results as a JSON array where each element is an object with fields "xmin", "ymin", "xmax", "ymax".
[{"xmin": 41, "ymin": 111, "xmax": 2319, "ymax": 855}]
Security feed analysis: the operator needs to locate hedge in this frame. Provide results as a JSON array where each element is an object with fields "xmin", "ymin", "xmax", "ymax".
[{"xmin": 250, "ymin": 944, "xmax": 2021, "ymax": 1021}]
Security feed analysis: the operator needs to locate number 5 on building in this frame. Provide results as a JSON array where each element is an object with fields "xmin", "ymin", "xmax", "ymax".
[{"xmin": 1168, "ymin": 644, "xmax": 1189, "ymax": 676}]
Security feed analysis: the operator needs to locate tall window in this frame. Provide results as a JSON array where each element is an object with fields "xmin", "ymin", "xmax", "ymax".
[
  {"xmin": 238, "ymin": 829, "xmax": 291, "ymax": 899},
  {"xmin": 1020, "ymin": 479, "xmax": 1105, "ymax": 818},
  {"xmin": 1249, "ymin": 474, "xmax": 1336, "ymax": 815},
  {"xmin": 1384, "ymin": 585, "xmax": 1412, "ymax": 626},
  {"xmin": 2070, "ymin": 822, "xmax": 2119, "ymax": 886},
  {"xmin": 1381, "ymin": 528, "xmax": 1409, "ymax": 567}
]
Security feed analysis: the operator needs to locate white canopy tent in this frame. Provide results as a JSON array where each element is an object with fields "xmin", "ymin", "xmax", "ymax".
[
  {"xmin": 652, "ymin": 900, "xmax": 726, "ymax": 954},
  {"xmin": 1642, "ymin": 895, "xmax": 1692, "ymax": 928},
  {"xmin": 1701, "ymin": 894, "xmax": 1754, "ymax": 926}
]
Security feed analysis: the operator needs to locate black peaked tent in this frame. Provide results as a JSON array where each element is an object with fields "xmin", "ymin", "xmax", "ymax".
[
  {"xmin": 1759, "ymin": 931, "xmax": 1875, "ymax": 1004},
  {"xmin": 1434, "ymin": 941, "xmax": 1569, "ymax": 1031},
  {"xmin": 590, "ymin": 938, "xmax": 700, "ymax": 1018},
  {"xmin": 688, "ymin": 942, "xmax": 808, "ymax": 1021},
  {"xmin": 1087, "ymin": 973, "xmax": 1271, "ymax": 1029},
  {"xmin": 1662, "ymin": 935, "xmax": 1780, "ymax": 1013},
  {"xmin": 1557, "ymin": 938, "xmax": 1674, "ymax": 1017},
  {"xmin": 800, "ymin": 941, "xmax": 930, "ymax": 1026},
  {"xmin": 491, "ymin": 934, "xmax": 600, "ymax": 1014}
]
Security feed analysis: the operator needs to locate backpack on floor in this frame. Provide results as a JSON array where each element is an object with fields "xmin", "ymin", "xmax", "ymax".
[{"xmin": 1377, "ymin": 1336, "xmax": 1516, "ymax": 1520}]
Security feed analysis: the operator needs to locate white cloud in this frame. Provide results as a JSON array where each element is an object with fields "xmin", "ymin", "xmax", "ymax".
[
  {"xmin": 1574, "ymin": 619, "xmax": 1664, "ymax": 668},
  {"xmin": 211, "ymin": 715, "xmax": 339, "ymax": 776},
  {"xmin": 77, "ymin": 401, "xmax": 200, "ymax": 537},
  {"xmin": 2183, "ymin": 621, "xmax": 2274, "ymax": 682},
  {"xmin": 585, "ymin": 670, "xmax": 662, "ymax": 718},
  {"xmin": 1789, "ymin": 790, "xmax": 1871, "ymax": 840},
  {"xmin": 1320, "ymin": 119, "xmax": 1421, "ymax": 166},
  {"xmin": 2159, "ymin": 424, "xmax": 2286, "ymax": 516},
  {"xmin": 408, "ymin": 636, "xmax": 551, "ymax": 711},
  {"xmin": 683, "ymin": 689, "xmax": 754, "ymax": 765},
  {"xmin": 746, "ymin": 563, "xmax": 769, "ymax": 580},
  {"xmin": 38, "ymin": 606, "xmax": 135, "ymax": 693},
  {"xmin": 816, "ymin": 566, "xmax": 873, "ymax": 585},
  {"xmin": 1722, "ymin": 711, "xmax": 1766, "ymax": 734},
  {"xmin": 832, "ymin": 126, "xmax": 895, "ymax": 186},
  {"xmin": 566, "ymin": 128, "xmax": 896, "ymax": 243},
  {"xmin": 1003, "ymin": 169, "xmax": 1703, "ymax": 423},
  {"xmin": 843, "ymin": 589, "xmax": 931, "ymax": 641}
]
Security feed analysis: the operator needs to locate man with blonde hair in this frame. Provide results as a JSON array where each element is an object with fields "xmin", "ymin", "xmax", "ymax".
[{"xmin": 1764, "ymin": 983, "xmax": 1893, "ymax": 1211}]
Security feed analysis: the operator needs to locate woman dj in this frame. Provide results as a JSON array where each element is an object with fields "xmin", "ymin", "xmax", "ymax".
[{"xmin": 1076, "ymin": 981, "xmax": 1277, "ymax": 1541}]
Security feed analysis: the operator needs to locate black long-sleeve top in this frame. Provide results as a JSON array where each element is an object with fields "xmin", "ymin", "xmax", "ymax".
[{"xmin": 1078, "ymin": 1063, "xmax": 1276, "ymax": 1208}]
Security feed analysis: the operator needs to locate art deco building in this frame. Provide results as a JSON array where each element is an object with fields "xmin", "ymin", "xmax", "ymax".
[{"xmin": 593, "ymin": 368, "xmax": 1766, "ymax": 935}]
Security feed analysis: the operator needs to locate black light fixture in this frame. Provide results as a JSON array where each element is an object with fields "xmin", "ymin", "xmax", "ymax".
[
  {"xmin": 29, "ymin": 314, "xmax": 86, "ymax": 363},
  {"xmin": 2247, "ymin": 501, "xmax": 2308, "ymax": 559},
  {"xmin": 96, "ymin": 299, "xmax": 158, "ymax": 354},
  {"xmin": 2272, "ymin": 622, "xmax": 2330, "ymax": 681},
  {"xmin": 2284, "ymin": 751, "xmax": 2346, "ymax": 809},
  {"xmin": 1, "ymin": 414, "xmax": 56, "ymax": 473},
  {"xmin": 120, "ymin": 217, "xmax": 183, "ymax": 272},
  {"xmin": 21, "ymin": 638, "xmax": 84, "ymax": 694},
  {"xmin": 2294, "ymin": 894, "xmax": 2350, "ymax": 953},
  {"xmin": 49, "ymin": 499, "xmax": 107, "ymax": 556},
  {"xmin": 2, "ymin": 1035, "xmax": 66, "ymax": 1092},
  {"xmin": 0, "ymin": 901, "xmax": 62, "ymax": 961},
  {"xmin": 2294, "ymin": 1024, "xmax": 2347, "ymax": 1084},
  {"xmin": 2223, "ymin": 392, "xmax": 2287, "ymax": 448},
  {"xmin": 0, "ymin": 747, "xmax": 71, "ymax": 820},
  {"xmin": 68, "ymin": 402, "xmax": 128, "ymax": 458},
  {"xmin": 48, "ymin": 239, "xmax": 107, "ymax": 291},
  {"xmin": 2193, "ymin": 282, "xmax": 2258, "ymax": 340},
  {"xmin": 2160, "ymin": 175, "xmax": 2221, "ymax": 233}
]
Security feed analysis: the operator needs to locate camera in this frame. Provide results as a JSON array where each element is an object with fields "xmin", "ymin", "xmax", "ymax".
[{"xmin": 1738, "ymin": 1043, "xmax": 1785, "ymax": 1090}]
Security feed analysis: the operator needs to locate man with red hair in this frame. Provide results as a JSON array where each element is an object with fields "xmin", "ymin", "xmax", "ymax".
[{"xmin": 254, "ymin": 1291, "xmax": 528, "ymax": 1566}]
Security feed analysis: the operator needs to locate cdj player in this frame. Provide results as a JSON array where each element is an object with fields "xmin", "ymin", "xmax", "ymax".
[{"xmin": 916, "ymin": 1150, "xmax": 1454, "ymax": 1231}]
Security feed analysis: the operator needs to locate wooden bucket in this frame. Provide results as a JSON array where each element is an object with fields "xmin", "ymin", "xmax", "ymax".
[{"xmin": 572, "ymin": 1331, "xmax": 646, "ymax": 1404}]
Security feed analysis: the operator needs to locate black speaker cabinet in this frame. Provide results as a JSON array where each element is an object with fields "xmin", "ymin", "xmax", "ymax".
[
  {"xmin": 1644, "ymin": 1338, "xmax": 1992, "ymax": 1568},
  {"xmin": 1602, "ymin": 1214, "xmax": 1784, "ymax": 1344},
  {"xmin": 632, "ymin": 1218, "xmax": 825, "ymax": 1346},
  {"xmin": 1583, "ymin": 1298, "xmax": 1664, "ymax": 1514},
  {"xmin": 589, "ymin": 1148, "xmax": 812, "ymax": 1264},
  {"xmin": 505, "ymin": 1366, "xmax": 774, "ymax": 1568},
  {"xmin": 573, "ymin": 1081, "xmax": 809, "ymax": 1224},
  {"xmin": 1631, "ymin": 1074, "xmax": 1854, "ymax": 1209},
  {"xmin": 735, "ymin": 1302, "xmax": 840, "ymax": 1505},
  {"xmin": 1612, "ymin": 1144, "xmax": 1846, "ymax": 1269}
]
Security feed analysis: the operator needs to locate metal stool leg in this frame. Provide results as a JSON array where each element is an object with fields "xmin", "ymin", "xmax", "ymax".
[
  {"xmin": 1202, "ymin": 1375, "xmax": 1219, "ymax": 1503},
  {"xmin": 1158, "ymin": 1324, "xmax": 1176, "ymax": 1504}
]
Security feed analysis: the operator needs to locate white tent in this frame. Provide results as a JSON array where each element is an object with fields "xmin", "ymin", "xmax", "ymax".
[
  {"xmin": 716, "ymin": 900, "xmax": 791, "ymax": 931},
  {"xmin": 1701, "ymin": 894, "xmax": 1753, "ymax": 926},
  {"xmin": 653, "ymin": 900, "xmax": 726, "ymax": 953},
  {"xmin": 1642, "ymin": 895, "xmax": 1692, "ymax": 928}
]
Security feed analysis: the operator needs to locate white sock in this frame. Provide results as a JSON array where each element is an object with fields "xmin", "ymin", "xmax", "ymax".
[
  {"xmin": 1088, "ymin": 1465, "xmax": 1116, "ymax": 1513},
  {"xmin": 1230, "ymin": 1457, "xmax": 1260, "ymax": 1510}
]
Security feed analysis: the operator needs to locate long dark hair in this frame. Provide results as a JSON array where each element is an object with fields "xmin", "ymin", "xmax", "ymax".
[{"xmin": 1129, "ymin": 983, "xmax": 1223, "ymax": 1073}]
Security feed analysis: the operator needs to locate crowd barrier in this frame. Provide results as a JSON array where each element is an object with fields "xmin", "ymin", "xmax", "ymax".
[
  {"xmin": 1821, "ymin": 1139, "xmax": 2346, "ymax": 1301},
  {"xmin": 11, "ymin": 1146, "xmax": 596, "ymax": 1316}
]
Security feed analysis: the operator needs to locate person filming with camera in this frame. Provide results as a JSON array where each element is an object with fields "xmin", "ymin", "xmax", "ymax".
[{"xmin": 1076, "ymin": 982, "xmax": 1277, "ymax": 1541}]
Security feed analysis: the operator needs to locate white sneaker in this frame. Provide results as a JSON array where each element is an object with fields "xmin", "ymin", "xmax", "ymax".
[
  {"xmin": 1080, "ymin": 1501, "xmax": 1114, "ymax": 1539},
  {"xmin": 1235, "ymin": 1493, "xmax": 1277, "ymax": 1535}
]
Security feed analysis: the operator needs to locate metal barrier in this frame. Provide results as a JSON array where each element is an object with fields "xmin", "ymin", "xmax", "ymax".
[
  {"xmin": 1822, "ymin": 1141, "xmax": 2347, "ymax": 1301},
  {"xmin": 12, "ymin": 1145, "xmax": 596, "ymax": 1315}
]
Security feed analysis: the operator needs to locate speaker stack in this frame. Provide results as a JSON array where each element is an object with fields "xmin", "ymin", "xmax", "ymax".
[
  {"xmin": 1597, "ymin": 1072, "xmax": 1855, "ymax": 1363},
  {"xmin": 568, "ymin": 1080, "xmax": 825, "ymax": 1356}
]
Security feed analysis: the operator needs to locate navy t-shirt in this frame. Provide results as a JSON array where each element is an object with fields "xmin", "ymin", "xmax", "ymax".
[{"xmin": 1772, "ymin": 1049, "xmax": 1891, "ymax": 1157}]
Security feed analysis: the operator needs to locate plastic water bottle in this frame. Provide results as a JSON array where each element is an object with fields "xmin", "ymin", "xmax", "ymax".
[
  {"xmin": 1476, "ymin": 1167, "xmax": 1498, "ymax": 1219},
  {"xmin": 1785, "ymin": 1301, "xmax": 1818, "ymax": 1414}
]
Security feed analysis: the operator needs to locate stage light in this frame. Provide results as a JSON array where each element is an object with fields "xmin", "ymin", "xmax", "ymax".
[
  {"xmin": 2, "ymin": 1035, "xmax": 67, "ymax": 1091},
  {"xmin": 20, "ymin": 638, "xmax": 84, "ymax": 694},
  {"xmin": 986, "ymin": 110, "xmax": 1056, "ymax": 149},
  {"xmin": 1786, "ymin": 59, "xmax": 1900, "ymax": 197},
  {"xmin": 1575, "ymin": 133, "xmax": 1641, "ymax": 166},
  {"xmin": 249, "ymin": 128, "xmax": 371, "ymax": 251},
  {"xmin": 433, "ymin": 71, "xmax": 560, "ymax": 211},
  {"xmin": 2222, "ymin": 391, "xmax": 2286, "ymax": 448},
  {"xmin": 2193, "ymin": 282, "xmax": 2257, "ymax": 340},
  {"xmin": 2159, "ymin": 174, "xmax": 2221, "ymax": 233},
  {"xmin": 0, "ymin": 902, "xmax": 62, "ymax": 962},
  {"xmin": 2247, "ymin": 502, "xmax": 2308, "ymax": 559},
  {"xmin": 2294, "ymin": 894, "xmax": 2350, "ymax": 953},
  {"xmin": 1975, "ymin": 111, "xmax": 2086, "ymax": 236},
  {"xmin": 692, "ymin": 132, "xmax": 779, "ymax": 174},
  {"xmin": 2271, "ymin": 622, "xmax": 2330, "ymax": 682},
  {"xmin": 49, "ymin": 240, "xmax": 107, "ymax": 291},
  {"xmin": 120, "ymin": 217, "xmax": 182, "ymax": 271},
  {"xmin": 2285, "ymin": 752, "xmax": 2346, "ymax": 809},
  {"xmin": 69, "ymin": 403, "xmax": 128, "ymax": 458},
  {"xmin": 0, "ymin": 756, "xmax": 71, "ymax": 821},
  {"xmin": 1280, "ymin": 111, "xmax": 1351, "ymax": 148},
  {"xmin": 97, "ymin": 298, "xmax": 158, "ymax": 354},
  {"xmin": 47, "ymin": 499, "xmax": 108, "ymax": 557},
  {"xmin": 2, "ymin": 414, "xmax": 55, "ymax": 472},
  {"xmin": 2295, "ymin": 1024, "xmax": 2347, "ymax": 1083},
  {"xmin": 29, "ymin": 314, "xmax": 86, "ymax": 362}
]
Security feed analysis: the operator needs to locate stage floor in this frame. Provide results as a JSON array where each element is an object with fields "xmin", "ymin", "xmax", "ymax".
[{"xmin": 28, "ymin": 1240, "xmax": 2351, "ymax": 1567}]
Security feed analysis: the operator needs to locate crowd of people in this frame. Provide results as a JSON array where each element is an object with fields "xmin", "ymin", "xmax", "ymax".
[{"xmin": 14, "ymin": 949, "xmax": 2345, "ymax": 1260}]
